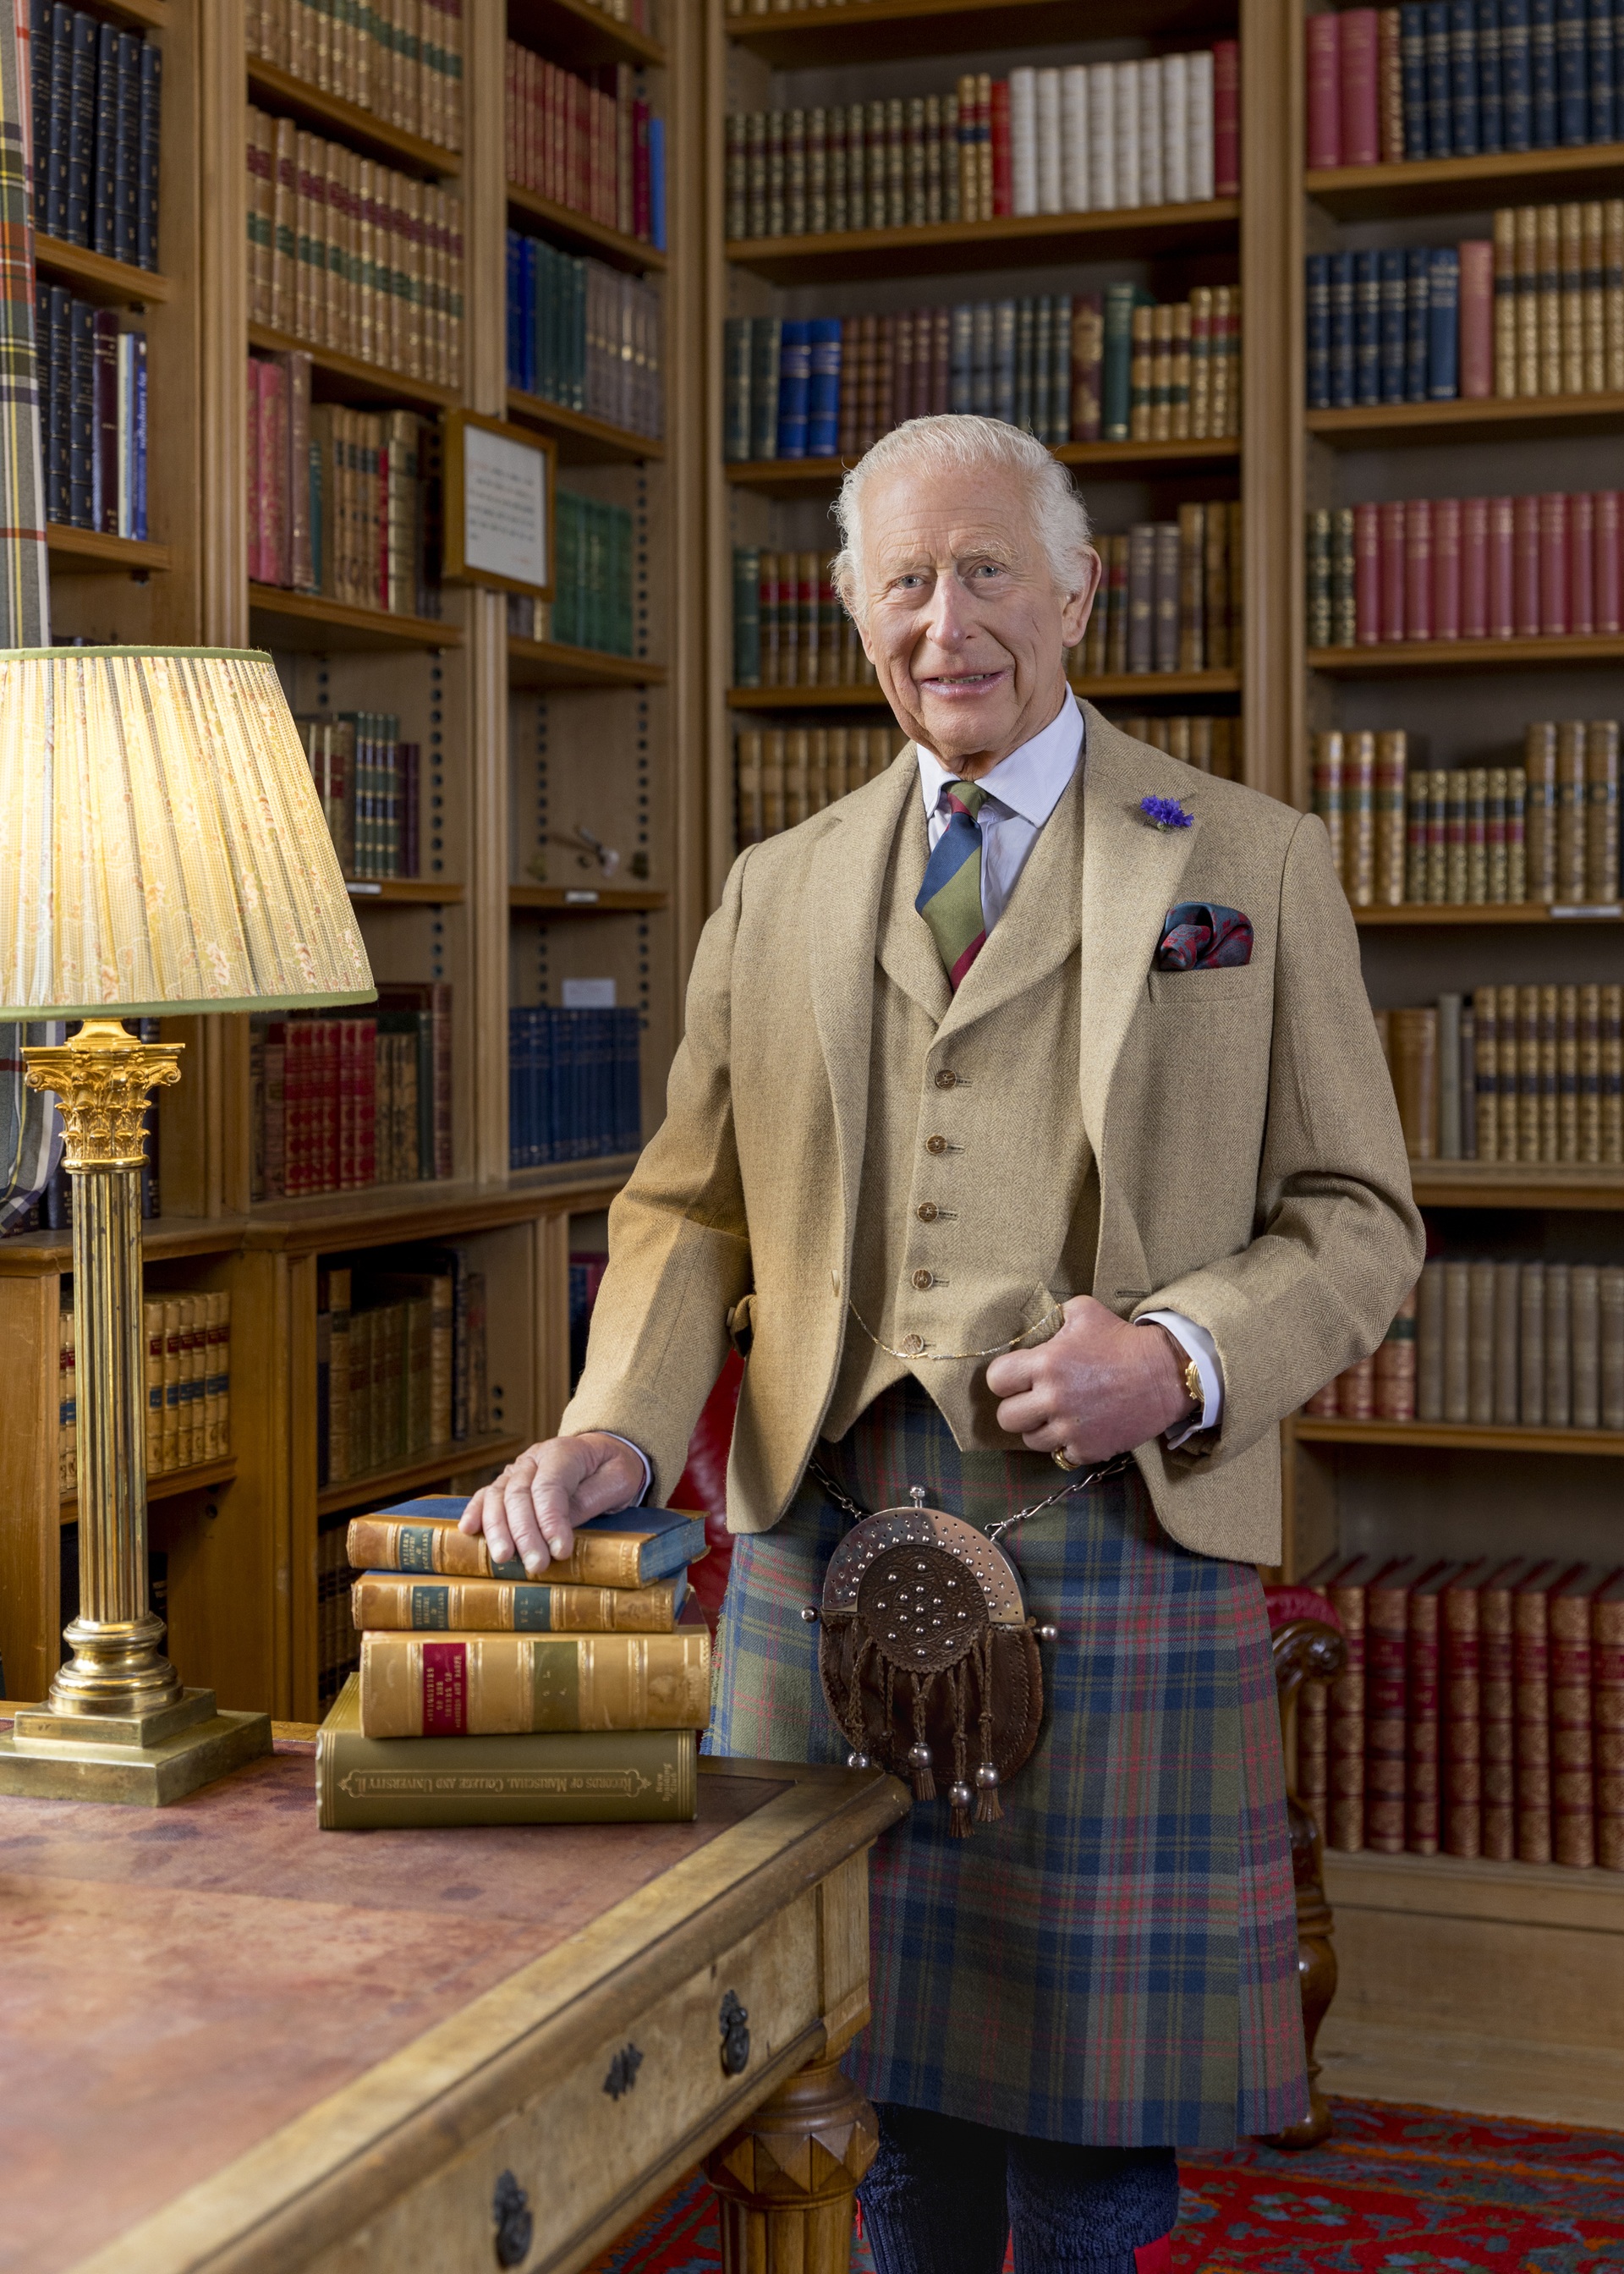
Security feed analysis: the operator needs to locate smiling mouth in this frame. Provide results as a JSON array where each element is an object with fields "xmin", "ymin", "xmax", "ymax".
[{"xmin": 917, "ymin": 671, "xmax": 1005, "ymax": 691}]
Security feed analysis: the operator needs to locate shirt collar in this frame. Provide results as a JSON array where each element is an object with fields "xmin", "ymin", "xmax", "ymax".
[{"xmin": 914, "ymin": 688, "xmax": 1084, "ymax": 826}]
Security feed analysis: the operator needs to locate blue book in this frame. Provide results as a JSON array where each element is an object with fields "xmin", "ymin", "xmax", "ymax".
[
  {"xmin": 368, "ymin": 1498, "xmax": 710, "ymax": 1587},
  {"xmin": 67, "ymin": 292, "xmax": 91, "ymax": 527},
  {"xmin": 129, "ymin": 327, "xmax": 145, "ymax": 539},
  {"xmin": 1355, "ymin": 250, "xmax": 1382, "ymax": 403},
  {"xmin": 749, "ymin": 316, "xmax": 781, "ymax": 459},
  {"xmin": 1590, "ymin": 0, "xmax": 1616, "ymax": 137},
  {"xmin": 1531, "ymin": 0, "xmax": 1558, "ymax": 140},
  {"xmin": 1451, "ymin": 0, "xmax": 1482, "ymax": 146},
  {"xmin": 505, "ymin": 230, "xmax": 524, "ymax": 389},
  {"xmin": 1478, "ymin": 0, "xmax": 1505, "ymax": 146},
  {"xmin": 648, "ymin": 114, "xmax": 666, "ymax": 250},
  {"xmin": 1425, "ymin": 2, "xmax": 1455, "ymax": 147},
  {"xmin": 65, "ymin": 8, "xmax": 94, "ymax": 247},
  {"xmin": 1405, "ymin": 247, "xmax": 1432, "ymax": 400},
  {"xmin": 949, "ymin": 303, "xmax": 974, "ymax": 414},
  {"xmin": 1501, "ymin": 0, "xmax": 1533, "ymax": 140},
  {"xmin": 776, "ymin": 318, "xmax": 810, "ymax": 457},
  {"xmin": 1380, "ymin": 250, "xmax": 1408, "ymax": 400},
  {"xmin": 135, "ymin": 37, "xmax": 159, "ymax": 271},
  {"xmin": 113, "ymin": 28, "xmax": 139, "ymax": 267},
  {"xmin": 1305, "ymin": 254, "xmax": 1331, "ymax": 408},
  {"xmin": 47, "ymin": 283, "xmax": 69, "ymax": 521},
  {"xmin": 1428, "ymin": 247, "xmax": 1460, "ymax": 395},
  {"xmin": 1329, "ymin": 251, "xmax": 1356, "ymax": 408},
  {"xmin": 1555, "ymin": 0, "xmax": 1589, "ymax": 137},
  {"xmin": 807, "ymin": 316, "xmax": 841, "ymax": 455},
  {"xmin": 1401, "ymin": 4, "xmax": 1431, "ymax": 152},
  {"xmin": 30, "ymin": 1, "xmax": 51, "ymax": 228},
  {"xmin": 47, "ymin": 2, "xmax": 69, "ymax": 240}
]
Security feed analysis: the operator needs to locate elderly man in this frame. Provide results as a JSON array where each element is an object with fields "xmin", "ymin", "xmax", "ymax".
[{"xmin": 464, "ymin": 416, "xmax": 1422, "ymax": 2273}]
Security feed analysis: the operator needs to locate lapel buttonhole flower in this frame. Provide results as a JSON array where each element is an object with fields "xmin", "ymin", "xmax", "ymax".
[{"xmin": 1139, "ymin": 794, "xmax": 1193, "ymax": 832}]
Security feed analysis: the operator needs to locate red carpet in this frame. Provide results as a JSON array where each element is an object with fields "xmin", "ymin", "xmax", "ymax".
[{"xmin": 584, "ymin": 2098, "xmax": 1624, "ymax": 2271}]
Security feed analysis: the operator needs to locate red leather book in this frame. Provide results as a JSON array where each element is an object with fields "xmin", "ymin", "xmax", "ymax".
[
  {"xmin": 1461, "ymin": 494, "xmax": 1490, "ymax": 639},
  {"xmin": 1513, "ymin": 1559, "xmax": 1577, "ymax": 1865},
  {"xmin": 1538, "ymin": 491, "xmax": 1569, "ymax": 634},
  {"xmin": 336, "ymin": 1019, "xmax": 355, "ymax": 1191},
  {"xmin": 1512, "ymin": 493, "xmax": 1541, "ymax": 635},
  {"xmin": 1305, "ymin": 12, "xmax": 1341, "ymax": 168},
  {"xmin": 283, "ymin": 1017, "xmax": 310, "ymax": 1198},
  {"xmin": 1339, "ymin": 9, "xmax": 1380, "ymax": 166},
  {"xmin": 990, "ymin": 76, "xmax": 1012, "ymax": 217},
  {"xmin": 1488, "ymin": 495, "xmax": 1516, "ymax": 637},
  {"xmin": 892, "ymin": 310, "xmax": 914, "ymax": 427},
  {"xmin": 1595, "ymin": 491, "xmax": 1621, "ymax": 636},
  {"xmin": 1212, "ymin": 39, "xmax": 1240, "ymax": 195},
  {"xmin": 1366, "ymin": 1556, "xmax": 1429, "ymax": 1852},
  {"xmin": 1407, "ymin": 1563, "xmax": 1462, "ymax": 1854},
  {"xmin": 359, "ymin": 1016, "xmax": 378, "ymax": 1188},
  {"xmin": 930, "ymin": 305, "xmax": 951, "ymax": 416},
  {"xmin": 1441, "ymin": 1559, "xmax": 1493, "ymax": 1857},
  {"xmin": 1354, "ymin": 502, "xmax": 1380, "ymax": 642},
  {"xmin": 1479, "ymin": 1557, "xmax": 1533, "ymax": 1860},
  {"xmin": 1403, "ymin": 498, "xmax": 1433, "ymax": 641},
  {"xmin": 1338, "ymin": 1353, "xmax": 1375, "ymax": 1419},
  {"xmin": 321, "ymin": 1018, "xmax": 343, "ymax": 1195},
  {"xmin": 1594, "ymin": 1569, "xmax": 1624, "ymax": 1872},
  {"xmin": 1314, "ymin": 1552, "xmax": 1395, "ymax": 1851},
  {"xmin": 1379, "ymin": 498, "xmax": 1406, "ymax": 641},
  {"xmin": 1432, "ymin": 496, "xmax": 1462, "ymax": 640},
  {"xmin": 1458, "ymin": 239, "xmax": 1495, "ymax": 397},
  {"xmin": 1550, "ymin": 1564, "xmax": 1613, "ymax": 1869},
  {"xmin": 1569, "ymin": 489, "xmax": 1595, "ymax": 636}
]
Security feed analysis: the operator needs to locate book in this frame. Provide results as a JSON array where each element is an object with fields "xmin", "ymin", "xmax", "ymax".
[
  {"xmin": 350, "ymin": 1567, "xmax": 691, "ymax": 1637},
  {"xmin": 316, "ymin": 1676, "xmax": 698, "ymax": 1828},
  {"xmin": 31, "ymin": 15, "xmax": 162, "ymax": 261},
  {"xmin": 348, "ymin": 1496, "xmax": 708, "ymax": 1588},
  {"xmin": 250, "ymin": 0, "xmax": 464, "ymax": 151}
]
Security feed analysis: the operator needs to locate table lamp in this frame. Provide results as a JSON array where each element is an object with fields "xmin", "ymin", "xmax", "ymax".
[{"xmin": 0, "ymin": 648, "xmax": 375, "ymax": 1804}]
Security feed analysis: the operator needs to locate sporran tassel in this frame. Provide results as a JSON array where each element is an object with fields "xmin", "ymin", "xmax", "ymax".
[
  {"xmin": 974, "ymin": 1629, "xmax": 1003, "ymax": 1822},
  {"xmin": 908, "ymin": 1677, "xmax": 936, "ymax": 1801}
]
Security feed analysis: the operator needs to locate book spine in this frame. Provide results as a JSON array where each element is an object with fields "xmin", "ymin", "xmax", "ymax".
[
  {"xmin": 1407, "ymin": 1581, "xmax": 1443, "ymax": 1851},
  {"xmin": 358, "ymin": 1626, "xmax": 711, "ymax": 1738},
  {"xmin": 1364, "ymin": 1574, "xmax": 1410, "ymax": 1851},
  {"xmin": 1514, "ymin": 1580, "xmax": 1558, "ymax": 1860},
  {"xmin": 318, "ymin": 1703, "xmax": 698, "ymax": 1827}
]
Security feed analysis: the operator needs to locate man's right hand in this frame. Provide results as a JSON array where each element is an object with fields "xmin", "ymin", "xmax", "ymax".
[{"xmin": 458, "ymin": 1431, "xmax": 647, "ymax": 1575}]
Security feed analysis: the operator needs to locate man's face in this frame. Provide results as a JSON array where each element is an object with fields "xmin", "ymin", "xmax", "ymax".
[{"xmin": 853, "ymin": 462, "xmax": 1100, "ymax": 777}]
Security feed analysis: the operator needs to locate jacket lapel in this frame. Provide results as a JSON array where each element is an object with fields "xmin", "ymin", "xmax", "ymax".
[
  {"xmin": 1076, "ymin": 706, "xmax": 1204, "ymax": 1156},
  {"xmin": 875, "ymin": 778, "xmax": 952, "ymax": 1024}
]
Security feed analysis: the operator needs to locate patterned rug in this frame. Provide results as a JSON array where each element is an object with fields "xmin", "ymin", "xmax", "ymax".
[{"xmin": 584, "ymin": 2098, "xmax": 1624, "ymax": 2271}]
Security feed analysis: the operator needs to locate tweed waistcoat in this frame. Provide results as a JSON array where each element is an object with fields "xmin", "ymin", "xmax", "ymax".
[{"xmin": 823, "ymin": 762, "xmax": 1100, "ymax": 1450}]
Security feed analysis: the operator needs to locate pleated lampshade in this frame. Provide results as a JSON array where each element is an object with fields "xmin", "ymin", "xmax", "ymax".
[{"xmin": 0, "ymin": 647, "xmax": 374, "ymax": 1017}]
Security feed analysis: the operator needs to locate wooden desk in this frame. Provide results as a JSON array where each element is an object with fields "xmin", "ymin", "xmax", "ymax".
[{"xmin": 0, "ymin": 1727, "xmax": 908, "ymax": 2274}]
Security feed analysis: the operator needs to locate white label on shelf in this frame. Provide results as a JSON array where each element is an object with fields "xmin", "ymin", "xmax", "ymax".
[
  {"xmin": 463, "ymin": 425, "xmax": 549, "ymax": 589},
  {"xmin": 562, "ymin": 975, "xmax": 616, "ymax": 1005},
  {"xmin": 1550, "ymin": 904, "xmax": 1623, "ymax": 920},
  {"xmin": 562, "ymin": 890, "xmax": 601, "ymax": 906},
  {"xmin": 346, "ymin": 881, "xmax": 383, "ymax": 897}
]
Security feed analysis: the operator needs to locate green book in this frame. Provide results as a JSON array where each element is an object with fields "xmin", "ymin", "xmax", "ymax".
[{"xmin": 315, "ymin": 1678, "xmax": 699, "ymax": 1828}]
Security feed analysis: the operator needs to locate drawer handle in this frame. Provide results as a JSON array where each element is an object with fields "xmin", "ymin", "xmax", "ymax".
[
  {"xmin": 604, "ymin": 2042, "xmax": 644, "ymax": 2101},
  {"xmin": 719, "ymin": 1989, "xmax": 751, "ymax": 2077},
  {"xmin": 492, "ymin": 2171, "xmax": 532, "ymax": 2269}
]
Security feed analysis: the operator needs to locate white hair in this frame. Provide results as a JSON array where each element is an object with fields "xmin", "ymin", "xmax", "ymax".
[{"xmin": 830, "ymin": 415, "xmax": 1095, "ymax": 623}]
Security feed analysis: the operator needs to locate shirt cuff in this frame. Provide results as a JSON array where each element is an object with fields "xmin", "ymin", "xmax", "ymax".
[
  {"xmin": 1137, "ymin": 1311, "xmax": 1224, "ymax": 1448},
  {"xmin": 600, "ymin": 1432, "xmax": 653, "ymax": 1505}
]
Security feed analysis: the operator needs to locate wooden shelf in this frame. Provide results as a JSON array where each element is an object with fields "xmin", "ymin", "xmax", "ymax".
[
  {"xmin": 316, "ymin": 1431, "xmax": 527, "ymax": 1519},
  {"xmin": 246, "ymin": 324, "xmax": 459, "ymax": 414},
  {"xmin": 727, "ymin": 672, "xmax": 1241, "ymax": 709},
  {"xmin": 1309, "ymin": 633, "xmax": 1624, "ymax": 677},
  {"xmin": 1295, "ymin": 1416, "xmax": 1624, "ymax": 1456},
  {"xmin": 508, "ymin": 637, "xmax": 664, "ymax": 690},
  {"xmin": 62, "ymin": 1454, "xmax": 238, "ymax": 1524},
  {"xmin": 1354, "ymin": 901, "xmax": 1623, "ymax": 925},
  {"xmin": 33, "ymin": 235, "xmax": 171, "ymax": 305},
  {"xmin": 241, "ymin": 1182, "xmax": 606, "ymax": 1255},
  {"xmin": 507, "ymin": 184, "xmax": 666, "ymax": 276},
  {"xmin": 94, "ymin": 0, "xmax": 165, "ymax": 25},
  {"xmin": 508, "ymin": 0, "xmax": 666, "ymax": 71},
  {"xmin": 725, "ymin": 0, "xmax": 1224, "ymax": 66},
  {"xmin": 510, "ymin": 884, "xmax": 668, "ymax": 912},
  {"xmin": 726, "ymin": 434, "xmax": 1238, "ymax": 496},
  {"xmin": 246, "ymin": 61, "xmax": 461, "ymax": 179},
  {"xmin": 0, "ymin": 1218, "xmax": 254, "ymax": 1275},
  {"xmin": 1408, "ymin": 1162, "xmax": 1624, "ymax": 1210},
  {"xmin": 248, "ymin": 585, "xmax": 462, "ymax": 652},
  {"xmin": 1307, "ymin": 140, "xmax": 1624, "ymax": 220},
  {"xmin": 47, "ymin": 526, "xmax": 171, "ymax": 576},
  {"xmin": 1308, "ymin": 392, "xmax": 1624, "ymax": 448},
  {"xmin": 343, "ymin": 878, "xmax": 464, "ymax": 905},
  {"xmin": 507, "ymin": 389, "xmax": 665, "ymax": 464},
  {"xmin": 508, "ymin": 1154, "xmax": 640, "ymax": 1195},
  {"xmin": 727, "ymin": 200, "xmax": 1240, "ymax": 286}
]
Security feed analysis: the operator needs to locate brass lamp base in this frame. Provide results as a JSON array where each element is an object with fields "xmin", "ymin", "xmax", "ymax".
[{"xmin": 0, "ymin": 1689, "xmax": 272, "ymax": 1805}]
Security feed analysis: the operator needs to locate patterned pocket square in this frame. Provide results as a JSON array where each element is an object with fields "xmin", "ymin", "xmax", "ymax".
[{"xmin": 1154, "ymin": 902, "xmax": 1254, "ymax": 971}]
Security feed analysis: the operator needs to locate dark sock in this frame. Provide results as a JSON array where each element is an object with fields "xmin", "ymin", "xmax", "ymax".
[
  {"xmin": 857, "ymin": 2102, "xmax": 1010, "ymax": 2274},
  {"xmin": 1007, "ymin": 2140, "xmax": 1179, "ymax": 2274}
]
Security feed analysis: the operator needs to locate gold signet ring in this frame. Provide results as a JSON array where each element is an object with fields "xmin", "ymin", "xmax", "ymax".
[{"xmin": 1052, "ymin": 1448, "xmax": 1082, "ymax": 1472}]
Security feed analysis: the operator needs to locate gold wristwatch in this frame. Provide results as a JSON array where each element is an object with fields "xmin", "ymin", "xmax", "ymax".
[{"xmin": 1180, "ymin": 1350, "xmax": 1204, "ymax": 1421}]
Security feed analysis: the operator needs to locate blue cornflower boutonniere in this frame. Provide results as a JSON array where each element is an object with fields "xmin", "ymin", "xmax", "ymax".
[{"xmin": 1139, "ymin": 794, "xmax": 1193, "ymax": 832}]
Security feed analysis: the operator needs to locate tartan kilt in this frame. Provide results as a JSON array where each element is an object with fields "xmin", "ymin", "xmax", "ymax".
[{"xmin": 706, "ymin": 1380, "xmax": 1309, "ymax": 2150}]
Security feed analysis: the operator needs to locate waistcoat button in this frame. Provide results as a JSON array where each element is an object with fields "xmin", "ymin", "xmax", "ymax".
[
  {"xmin": 934, "ymin": 1069, "xmax": 957, "ymax": 1089},
  {"xmin": 911, "ymin": 1268, "xmax": 934, "ymax": 1290},
  {"xmin": 916, "ymin": 1202, "xmax": 939, "ymax": 1222},
  {"xmin": 900, "ymin": 1333, "xmax": 926, "ymax": 1356},
  {"xmin": 925, "ymin": 1134, "xmax": 947, "ymax": 1154}
]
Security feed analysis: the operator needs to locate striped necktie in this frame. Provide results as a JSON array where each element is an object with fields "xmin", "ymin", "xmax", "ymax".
[{"xmin": 915, "ymin": 780, "xmax": 988, "ymax": 990}]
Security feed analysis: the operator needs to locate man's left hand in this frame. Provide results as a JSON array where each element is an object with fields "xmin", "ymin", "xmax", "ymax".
[{"xmin": 985, "ymin": 1295, "xmax": 1194, "ymax": 1463}]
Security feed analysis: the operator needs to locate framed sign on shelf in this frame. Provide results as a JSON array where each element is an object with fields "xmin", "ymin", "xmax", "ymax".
[{"xmin": 441, "ymin": 410, "xmax": 557, "ymax": 598}]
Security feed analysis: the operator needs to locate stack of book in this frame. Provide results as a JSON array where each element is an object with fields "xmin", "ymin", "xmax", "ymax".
[
  {"xmin": 58, "ymin": 1288, "xmax": 232, "ymax": 1494},
  {"xmin": 250, "ymin": 984, "xmax": 453, "ymax": 1200},
  {"xmin": 731, "ymin": 548, "xmax": 870, "ymax": 691},
  {"xmin": 316, "ymin": 1496, "xmax": 710, "ymax": 1827},
  {"xmin": 1376, "ymin": 983, "xmax": 1624, "ymax": 1162},
  {"xmin": 246, "ymin": 0, "xmax": 464, "ymax": 151},
  {"xmin": 722, "ymin": 286, "xmax": 1240, "ymax": 461},
  {"xmin": 294, "ymin": 711, "xmax": 420, "ymax": 881},
  {"xmin": 506, "ymin": 231, "xmax": 663, "ymax": 439},
  {"xmin": 315, "ymin": 1254, "xmax": 487, "ymax": 1493},
  {"xmin": 1108, "ymin": 714, "xmax": 1242, "ymax": 777},
  {"xmin": 725, "ymin": 49, "xmax": 1238, "ymax": 240},
  {"xmin": 734, "ymin": 725, "xmax": 909, "ymax": 844},
  {"xmin": 504, "ymin": 45, "xmax": 667, "ymax": 250},
  {"xmin": 506, "ymin": 493, "xmax": 634, "ymax": 656},
  {"xmin": 36, "ymin": 290, "xmax": 146, "ymax": 537},
  {"xmin": 1311, "ymin": 1260, "xmax": 1624, "ymax": 1426},
  {"xmin": 30, "ymin": 9, "xmax": 161, "ymax": 267},
  {"xmin": 508, "ymin": 1005, "xmax": 642, "ymax": 1168},
  {"xmin": 1301, "ymin": 1552, "xmax": 1624, "ymax": 1872},
  {"xmin": 245, "ymin": 108, "xmax": 464, "ymax": 388},
  {"xmin": 1308, "ymin": 490, "xmax": 1623, "ymax": 648},
  {"xmin": 1075, "ymin": 506, "xmax": 1243, "ymax": 679},
  {"xmin": 1307, "ymin": 4, "xmax": 1622, "ymax": 168}
]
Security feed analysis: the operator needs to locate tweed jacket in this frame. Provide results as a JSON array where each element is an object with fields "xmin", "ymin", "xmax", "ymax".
[{"xmin": 562, "ymin": 706, "xmax": 1424, "ymax": 1566}]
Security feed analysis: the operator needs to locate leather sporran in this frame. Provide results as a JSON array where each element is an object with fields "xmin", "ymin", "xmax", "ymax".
[{"xmin": 816, "ymin": 1501, "xmax": 1045, "ymax": 1838}]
